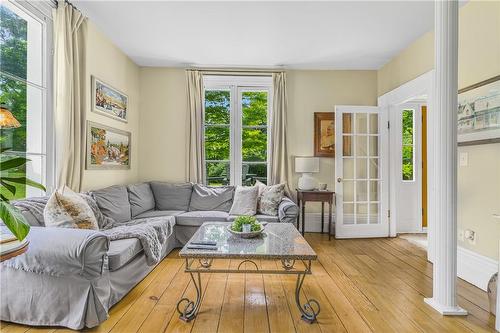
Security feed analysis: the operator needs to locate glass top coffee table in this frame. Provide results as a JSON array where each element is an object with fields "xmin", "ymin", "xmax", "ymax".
[{"xmin": 176, "ymin": 222, "xmax": 320, "ymax": 323}]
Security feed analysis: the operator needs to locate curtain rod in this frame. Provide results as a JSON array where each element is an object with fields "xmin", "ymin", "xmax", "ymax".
[{"xmin": 189, "ymin": 67, "xmax": 285, "ymax": 75}]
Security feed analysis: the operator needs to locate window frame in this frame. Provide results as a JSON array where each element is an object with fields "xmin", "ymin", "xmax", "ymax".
[
  {"xmin": 1, "ymin": 0, "xmax": 55, "ymax": 196},
  {"xmin": 203, "ymin": 75, "xmax": 273, "ymax": 186}
]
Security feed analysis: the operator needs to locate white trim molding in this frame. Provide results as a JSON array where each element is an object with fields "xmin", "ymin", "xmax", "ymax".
[{"xmin": 457, "ymin": 246, "xmax": 497, "ymax": 292}]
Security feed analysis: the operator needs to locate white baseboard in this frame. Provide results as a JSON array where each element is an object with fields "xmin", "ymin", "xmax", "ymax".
[
  {"xmin": 300, "ymin": 212, "xmax": 335, "ymax": 233},
  {"xmin": 457, "ymin": 246, "xmax": 497, "ymax": 291}
]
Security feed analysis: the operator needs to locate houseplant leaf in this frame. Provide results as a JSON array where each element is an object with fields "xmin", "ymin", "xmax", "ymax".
[
  {"xmin": 0, "ymin": 201, "xmax": 30, "ymax": 241},
  {"xmin": 2, "ymin": 177, "xmax": 46, "ymax": 192}
]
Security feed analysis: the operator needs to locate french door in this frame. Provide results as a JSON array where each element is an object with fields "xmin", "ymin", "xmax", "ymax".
[{"xmin": 334, "ymin": 106, "xmax": 389, "ymax": 238}]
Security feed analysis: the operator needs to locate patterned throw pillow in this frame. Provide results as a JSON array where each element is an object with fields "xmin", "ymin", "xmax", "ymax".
[
  {"xmin": 44, "ymin": 186, "xmax": 99, "ymax": 230},
  {"xmin": 255, "ymin": 180, "xmax": 285, "ymax": 216}
]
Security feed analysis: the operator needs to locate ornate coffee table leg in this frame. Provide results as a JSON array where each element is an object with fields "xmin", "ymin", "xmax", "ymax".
[
  {"xmin": 176, "ymin": 271, "xmax": 202, "ymax": 322},
  {"xmin": 295, "ymin": 272, "xmax": 320, "ymax": 323}
]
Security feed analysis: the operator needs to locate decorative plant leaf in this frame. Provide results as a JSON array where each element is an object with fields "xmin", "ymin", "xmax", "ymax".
[
  {"xmin": 2, "ymin": 177, "xmax": 46, "ymax": 192},
  {"xmin": 0, "ymin": 157, "xmax": 29, "ymax": 170},
  {"xmin": 0, "ymin": 201, "xmax": 30, "ymax": 241},
  {"xmin": 0, "ymin": 193, "xmax": 8, "ymax": 202},
  {"xmin": 0, "ymin": 180, "xmax": 17, "ymax": 196}
]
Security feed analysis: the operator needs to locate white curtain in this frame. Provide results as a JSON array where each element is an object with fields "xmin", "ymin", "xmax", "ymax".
[
  {"xmin": 186, "ymin": 70, "xmax": 204, "ymax": 183},
  {"xmin": 53, "ymin": 2, "xmax": 87, "ymax": 191},
  {"xmin": 270, "ymin": 72, "xmax": 293, "ymax": 197}
]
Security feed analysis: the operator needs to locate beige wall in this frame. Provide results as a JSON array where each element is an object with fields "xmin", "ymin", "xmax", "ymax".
[
  {"xmin": 81, "ymin": 22, "xmax": 141, "ymax": 191},
  {"xmin": 378, "ymin": 0, "xmax": 500, "ymax": 260},
  {"xmin": 137, "ymin": 69, "xmax": 378, "ymax": 214}
]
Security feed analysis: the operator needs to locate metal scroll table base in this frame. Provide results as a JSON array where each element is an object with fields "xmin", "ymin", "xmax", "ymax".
[{"xmin": 176, "ymin": 258, "xmax": 320, "ymax": 323}]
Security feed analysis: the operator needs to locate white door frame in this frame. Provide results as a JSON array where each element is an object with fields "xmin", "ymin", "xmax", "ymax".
[{"xmin": 377, "ymin": 70, "xmax": 435, "ymax": 262}]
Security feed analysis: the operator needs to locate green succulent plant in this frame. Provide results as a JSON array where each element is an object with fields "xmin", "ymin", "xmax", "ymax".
[
  {"xmin": 231, "ymin": 215, "xmax": 261, "ymax": 232},
  {"xmin": 0, "ymin": 147, "xmax": 46, "ymax": 241}
]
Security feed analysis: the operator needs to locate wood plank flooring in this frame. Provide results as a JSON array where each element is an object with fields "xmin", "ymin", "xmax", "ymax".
[{"xmin": 1, "ymin": 234, "xmax": 495, "ymax": 332}]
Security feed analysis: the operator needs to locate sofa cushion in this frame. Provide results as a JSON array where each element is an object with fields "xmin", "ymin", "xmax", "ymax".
[
  {"xmin": 229, "ymin": 185, "xmax": 259, "ymax": 215},
  {"xmin": 134, "ymin": 209, "xmax": 185, "ymax": 219},
  {"xmin": 189, "ymin": 184, "xmax": 234, "ymax": 212},
  {"xmin": 227, "ymin": 214, "xmax": 279, "ymax": 223},
  {"xmin": 128, "ymin": 183, "xmax": 155, "ymax": 217},
  {"xmin": 107, "ymin": 238, "xmax": 143, "ymax": 271},
  {"xmin": 176, "ymin": 211, "xmax": 229, "ymax": 227},
  {"xmin": 150, "ymin": 182, "xmax": 193, "ymax": 211},
  {"xmin": 92, "ymin": 185, "xmax": 131, "ymax": 223}
]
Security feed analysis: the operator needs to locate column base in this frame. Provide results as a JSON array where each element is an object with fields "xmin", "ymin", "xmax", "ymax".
[{"xmin": 424, "ymin": 298, "xmax": 468, "ymax": 316}]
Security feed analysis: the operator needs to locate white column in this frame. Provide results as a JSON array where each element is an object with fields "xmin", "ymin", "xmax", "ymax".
[{"xmin": 424, "ymin": 0, "xmax": 467, "ymax": 316}]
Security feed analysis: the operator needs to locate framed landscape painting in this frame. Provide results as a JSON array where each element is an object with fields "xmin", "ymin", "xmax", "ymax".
[
  {"xmin": 458, "ymin": 75, "xmax": 500, "ymax": 145},
  {"xmin": 86, "ymin": 121, "xmax": 131, "ymax": 170},
  {"xmin": 92, "ymin": 76, "xmax": 128, "ymax": 122}
]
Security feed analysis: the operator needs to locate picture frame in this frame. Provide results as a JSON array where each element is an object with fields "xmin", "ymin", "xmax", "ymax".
[
  {"xmin": 91, "ymin": 76, "xmax": 128, "ymax": 123},
  {"xmin": 86, "ymin": 121, "xmax": 131, "ymax": 170},
  {"xmin": 314, "ymin": 112, "xmax": 335, "ymax": 157},
  {"xmin": 458, "ymin": 75, "xmax": 500, "ymax": 146}
]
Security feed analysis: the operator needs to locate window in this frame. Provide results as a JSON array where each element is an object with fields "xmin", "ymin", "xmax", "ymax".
[
  {"xmin": 0, "ymin": 1, "xmax": 54, "ymax": 199},
  {"xmin": 402, "ymin": 109, "xmax": 415, "ymax": 181},
  {"xmin": 203, "ymin": 76, "xmax": 272, "ymax": 186}
]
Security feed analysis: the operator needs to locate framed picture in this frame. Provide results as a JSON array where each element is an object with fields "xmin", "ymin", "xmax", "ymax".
[
  {"xmin": 86, "ymin": 121, "xmax": 131, "ymax": 170},
  {"xmin": 458, "ymin": 75, "xmax": 500, "ymax": 145},
  {"xmin": 314, "ymin": 112, "xmax": 335, "ymax": 157},
  {"xmin": 91, "ymin": 76, "xmax": 128, "ymax": 123}
]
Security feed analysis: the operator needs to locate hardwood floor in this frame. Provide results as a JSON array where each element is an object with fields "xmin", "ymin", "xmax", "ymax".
[{"xmin": 1, "ymin": 234, "xmax": 495, "ymax": 332}]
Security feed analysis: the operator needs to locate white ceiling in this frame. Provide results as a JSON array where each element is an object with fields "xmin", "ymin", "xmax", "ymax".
[{"xmin": 75, "ymin": 1, "xmax": 435, "ymax": 70}]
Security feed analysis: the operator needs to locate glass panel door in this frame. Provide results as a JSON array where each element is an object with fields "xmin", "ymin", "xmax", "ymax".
[{"xmin": 335, "ymin": 106, "xmax": 388, "ymax": 238}]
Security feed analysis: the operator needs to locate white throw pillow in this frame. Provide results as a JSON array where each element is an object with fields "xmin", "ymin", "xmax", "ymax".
[
  {"xmin": 44, "ymin": 186, "xmax": 99, "ymax": 230},
  {"xmin": 255, "ymin": 180, "xmax": 285, "ymax": 216},
  {"xmin": 229, "ymin": 185, "xmax": 259, "ymax": 216}
]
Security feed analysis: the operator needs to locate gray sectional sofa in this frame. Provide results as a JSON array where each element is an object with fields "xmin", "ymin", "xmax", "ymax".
[{"xmin": 0, "ymin": 181, "xmax": 298, "ymax": 329}]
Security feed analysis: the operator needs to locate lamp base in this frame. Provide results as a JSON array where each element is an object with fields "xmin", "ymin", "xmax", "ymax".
[{"xmin": 298, "ymin": 173, "xmax": 317, "ymax": 191}]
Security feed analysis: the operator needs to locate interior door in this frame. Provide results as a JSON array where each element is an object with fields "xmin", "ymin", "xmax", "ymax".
[{"xmin": 334, "ymin": 106, "xmax": 389, "ymax": 238}]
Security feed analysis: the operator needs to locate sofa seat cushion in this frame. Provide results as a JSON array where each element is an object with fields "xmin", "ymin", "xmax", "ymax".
[
  {"xmin": 176, "ymin": 211, "xmax": 229, "ymax": 227},
  {"xmin": 227, "ymin": 214, "xmax": 279, "ymax": 223},
  {"xmin": 108, "ymin": 238, "xmax": 143, "ymax": 271},
  {"xmin": 134, "ymin": 210, "xmax": 185, "ymax": 219}
]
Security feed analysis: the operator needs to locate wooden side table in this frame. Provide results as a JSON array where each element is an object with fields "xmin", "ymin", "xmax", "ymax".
[{"xmin": 296, "ymin": 189, "xmax": 335, "ymax": 240}]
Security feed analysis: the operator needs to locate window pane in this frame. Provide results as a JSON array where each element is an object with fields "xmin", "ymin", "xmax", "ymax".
[
  {"xmin": 0, "ymin": 5, "xmax": 27, "ymax": 79},
  {"xmin": 242, "ymin": 128, "xmax": 267, "ymax": 162},
  {"xmin": 402, "ymin": 109, "xmax": 414, "ymax": 145},
  {"xmin": 402, "ymin": 158, "xmax": 414, "ymax": 181},
  {"xmin": 355, "ymin": 113, "xmax": 368, "ymax": 134},
  {"xmin": 242, "ymin": 163, "xmax": 267, "ymax": 186},
  {"xmin": 206, "ymin": 161, "xmax": 229, "ymax": 186},
  {"xmin": 242, "ymin": 91, "xmax": 267, "ymax": 126},
  {"xmin": 204, "ymin": 90, "xmax": 230, "ymax": 125},
  {"xmin": 0, "ymin": 74, "xmax": 27, "ymax": 152},
  {"xmin": 204, "ymin": 126, "xmax": 230, "ymax": 160},
  {"xmin": 402, "ymin": 109, "xmax": 415, "ymax": 181}
]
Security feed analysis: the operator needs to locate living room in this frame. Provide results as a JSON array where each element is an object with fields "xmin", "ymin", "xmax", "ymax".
[{"xmin": 1, "ymin": 0, "xmax": 499, "ymax": 332}]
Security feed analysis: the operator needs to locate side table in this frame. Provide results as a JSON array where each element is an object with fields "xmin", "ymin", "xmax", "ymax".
[{"xmin": 296, "ymin": 189, "xmax": 335, "ymax": 240}]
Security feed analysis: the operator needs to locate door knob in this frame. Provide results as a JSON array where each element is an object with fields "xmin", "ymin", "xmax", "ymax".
[{"xmin": 337, "ymin": 177, "xmax": 342, "ymax": 183}]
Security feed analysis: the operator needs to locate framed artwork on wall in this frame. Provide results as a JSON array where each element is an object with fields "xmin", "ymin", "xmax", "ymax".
[
  {"xmin": 458, "ymin": 74, "xmax": 500, "ymax": 146},
  {"xmin": 86, "ymin": 121, "xmax": 131, "ymax": 170},
  {"xmin": 91, "ymin": 76, "xmax": 128, "ymax": 123}
]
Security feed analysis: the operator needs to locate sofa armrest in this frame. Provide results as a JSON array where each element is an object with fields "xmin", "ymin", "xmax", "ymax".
[
  {"xmin": 1, "ymin": 226, "xmax": 109, "ymax": 280},
  {"xmin": 278, "ymin": 197, "xmax": 299, "ymax": 223}
]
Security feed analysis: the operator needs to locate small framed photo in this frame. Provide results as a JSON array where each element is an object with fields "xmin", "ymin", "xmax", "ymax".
[
  {"xmin": 91, "ymin": 76, "xmax": 128, "ymax": 123},
  {"xmin": 86, "ymin": 121, "xmax": 131, "ymax": 170},
  {"xmin": 314, "ymin": 112, "xmax": 335, "ymax": 157}
]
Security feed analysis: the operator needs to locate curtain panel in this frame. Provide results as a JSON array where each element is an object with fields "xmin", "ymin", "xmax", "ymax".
[
  {"xmin": 53, "ymin": 1, "xmax": 87, "ymax": 191},
  {"xmin": 186, "ymin": 70, "xmax": 205, "ymax": 183},
  {"xmin": 270, "ymin": 72, "xmax": 293, "ymax": 198}
]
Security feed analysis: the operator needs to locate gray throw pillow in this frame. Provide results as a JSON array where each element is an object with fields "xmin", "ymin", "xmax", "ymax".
[
  {"xmin": 229, "ymin": 186, "xmax": 259, "ymax": 216},
  {"xmin": 150, "ymin": 182, "xmax": 193, "ymax": 211},
  {"xmin": 189, "ymin": 184, "xmax": 235, "ymax": 212},
  {"xmin": 127, "ymin": 182, "xmax": 155, "ymax": 217},
  {"xmin": 256, "ymin": 180, "xmax": 285, "ymax": 216},
  {"xmin": 91, "ymin": 185, "xmax": 131, "ymax": 223}
]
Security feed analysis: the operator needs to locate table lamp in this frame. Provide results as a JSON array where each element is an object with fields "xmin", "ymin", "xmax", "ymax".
[{"xmin": 295, "ymin": 157, "xmax": 320, "ymax": 190}]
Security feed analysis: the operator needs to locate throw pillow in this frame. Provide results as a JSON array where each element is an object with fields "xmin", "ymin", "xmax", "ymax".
[
  {"xmin": 44, "ymin": 187, "xmax": 99, "ymax": 230},
  {"xmin": 229, "ymin": 185, "xmax": 259, "ymax": 216},
  {"xmin": 255, "ymin": 180, "xmax": 285, "ymax": 216}
]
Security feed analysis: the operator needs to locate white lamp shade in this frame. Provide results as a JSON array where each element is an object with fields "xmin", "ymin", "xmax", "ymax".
[{"xmin": 295, "ymin": 157, "xmax": 320, "ymax": 173}]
